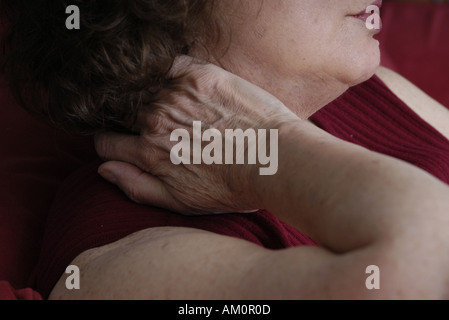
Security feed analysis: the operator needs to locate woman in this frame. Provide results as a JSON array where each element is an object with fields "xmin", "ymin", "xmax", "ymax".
[{"xmin": 2, "ymin": 0, "xmax": 449, "ymax": 299}]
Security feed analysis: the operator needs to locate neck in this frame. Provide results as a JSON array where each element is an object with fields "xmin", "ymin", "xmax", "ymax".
[{"xmin": 193, "ymin": 46, "xmax": 349, "ymax": 120}]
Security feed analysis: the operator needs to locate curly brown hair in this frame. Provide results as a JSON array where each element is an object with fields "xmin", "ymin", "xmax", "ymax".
[{"xmin": 0, "ymin": 0, "xmax": 222, "ymax": 134}]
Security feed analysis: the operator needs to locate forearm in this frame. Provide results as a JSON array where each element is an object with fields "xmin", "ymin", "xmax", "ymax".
[{"xmin": 254, "ymin": 121, "xmax": 449, "ymax": 252}]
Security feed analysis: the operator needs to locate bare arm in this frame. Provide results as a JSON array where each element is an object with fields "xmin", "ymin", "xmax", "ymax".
[
  {"xmin": 78, "ymin": 119, "xmax": 449, "ymax": 300},
  {"xmin": 83, "ymin": 58, "xmax": 449, "ymax": 299},
  {"xmin": 256, "ymin": 121, "xmax": 449, "ymax": 253}
]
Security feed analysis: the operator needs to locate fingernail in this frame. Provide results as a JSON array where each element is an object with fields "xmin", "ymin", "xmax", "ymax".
[{"xmin": 98, "ymin": 167, "xmax": 118, "ymax": 184}]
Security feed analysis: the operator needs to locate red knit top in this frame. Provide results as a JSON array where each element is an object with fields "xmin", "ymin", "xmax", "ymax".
[{"xmin": 32, "ymin": 75, "xmax": 449, "ymax": 298}]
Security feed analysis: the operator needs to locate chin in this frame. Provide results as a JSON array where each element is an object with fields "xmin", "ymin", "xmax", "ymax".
[
  {"xmin": 344, "ymin": 44, "xmax": 381, "ymax": 87},
  {"xmin": 349, "ymin": 64, "xmax": 380, "ymax": 86}
]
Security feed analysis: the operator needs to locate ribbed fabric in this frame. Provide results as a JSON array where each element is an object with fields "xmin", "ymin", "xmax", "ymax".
[
  {"xmin": 311, "ymin": 76, "xmax": 449, "ymax": 185},
  {"xmin": 33, "ymin": 75, "xmax": 449, "ymax": 298}
]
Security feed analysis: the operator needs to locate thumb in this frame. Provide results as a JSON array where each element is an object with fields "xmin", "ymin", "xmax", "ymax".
[{"xmin": 98, "ymin": 161, "xmax": 182, "ymax": 212}]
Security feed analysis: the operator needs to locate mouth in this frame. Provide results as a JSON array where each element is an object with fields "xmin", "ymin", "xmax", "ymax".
[{"xmin": 350, "ymin": 0, "xmax": 383, "ymax": 32}]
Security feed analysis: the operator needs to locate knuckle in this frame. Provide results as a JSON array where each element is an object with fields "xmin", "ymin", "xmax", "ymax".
[
  {"xmin": 125, "ymin": 182, "xmax": 145, "ymax": 205},
  {"xmin": 94, "ymin": 134, "xmax": 111, "ymax": 159},
  {"xmin": 188, "ymin": 66, "xmax": 224, "ymax": 93},
  {"xmin": 139, "ymin": 107, "xmax": 169, "ymax": 136},
  {"xmin": 139, "ymin": 141, "xmax": 158, "ymax": 171},
  {"xmin": 150, "ymin": 108, "xmax": 172, "ymax": 133}
]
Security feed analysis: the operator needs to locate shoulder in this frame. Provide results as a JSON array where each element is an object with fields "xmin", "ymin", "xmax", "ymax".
[
  {"xmin": 375, "ymin": 66, "xmax": 449, "ymax": 140},
  {"xmin": 375, "ymin": 66, "xmax": 444, "ymax": 112}
]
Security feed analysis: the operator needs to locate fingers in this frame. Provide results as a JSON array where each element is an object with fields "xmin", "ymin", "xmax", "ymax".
[
  {"xmin": 98, "ymin": 161, "xmax": 183, "ymax": 212},
  {"xmin": 95, "ymin": 132, "xmax": 159, "ymax": 172},
  {"xmin": 95, "ymin": 132, "xmax": 139, "ymax": 161}
]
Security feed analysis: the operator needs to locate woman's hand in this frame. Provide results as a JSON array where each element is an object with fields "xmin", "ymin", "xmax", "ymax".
[{"xmin": 95, "ymin": 56, "xmax": 301, "ymax": 215}]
